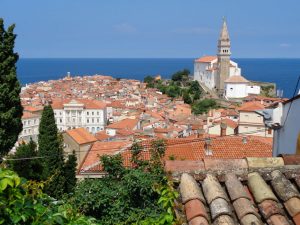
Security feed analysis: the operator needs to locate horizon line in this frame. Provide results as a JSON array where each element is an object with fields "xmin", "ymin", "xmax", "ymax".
[{"xmin": 18, "ymin": 57, "xmax": 300, "ymax": 59}]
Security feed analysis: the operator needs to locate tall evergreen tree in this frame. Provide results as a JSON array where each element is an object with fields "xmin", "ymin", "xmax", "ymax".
[
  {"xmin": 64, "ymin": 151, "xmax": 77, "ymax": 193},
  {"xmin": 0, "ymin": 19, "xmax": 23, "ymax": 157},
  {"xmin": 9, "ymin": 139, "xmax": 42, "ymax": 180},
  {"xmin": 38, "ymin": 105, "xmax": 65, "ymax": 198}
]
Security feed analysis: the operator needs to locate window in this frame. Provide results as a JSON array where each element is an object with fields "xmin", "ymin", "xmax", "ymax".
[
  {"xmin": 87, "ymin": 112, "xmax": 89, "ymax": 116},
  {"xmin": 97, "ymin": 118, "xmax": 99, "ymax": 123},
  {"xmin": 92, "ymin": 118, "xmax": 94, "ymax": 123},
  {"xmin": 92, "ymin": 112, "xmax": 94, "ymax": 116},
  {"xmin": 230, "ymin": 88, "xmax": 233, "ymax": 90},
  {"xmin": 87, "ymin": 119, "xmax": 89, "ymax": 123},
  {"xmin": 60, "ymin": 118, "xmax": 62, "ymax": 123},
  {"xmin": 97, "ymin": 111, "xmax": 99, "ymax": 115}
]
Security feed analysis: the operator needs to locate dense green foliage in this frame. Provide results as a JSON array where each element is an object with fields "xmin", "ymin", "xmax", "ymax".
[
  {"xmin": 192, "ymin": 98, "xmax": 218, "ymax": 114},
  {"xmin": 9, "ymin": 139, "xmax": 42, "ymax": 180},
  {"xmin": 38, "ymin": 105, "xmax": 63, "ymax": 179},
  {"xmin": 0, "ymin": 168, "xmax": 97, "ymax": 225},
  {"xmin": 38, "ymin": 105, "xmax": 76, "ymax": 199},
  {"xmin": 171, "ymin": 69, "xmax": 190, "ymax": 82},
  {"xmin": 0, "ymin": 19, "xmax": 23, "ymax": 157},
  {"xmin": 63, "ymin": 151, "xmax": 77, "ymax": 194},
  {"xmin": 144, "ymin": 75, "xmax": 155, "ymax": 84},
  {"xmin": 69, "ymin": 139, "xmax": 179, "ymax": 225}
]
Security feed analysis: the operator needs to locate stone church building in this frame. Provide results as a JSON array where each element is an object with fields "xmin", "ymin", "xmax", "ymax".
[{"xmin": 194, "ymin": 19, "xmax": 260, "ymax": 99}]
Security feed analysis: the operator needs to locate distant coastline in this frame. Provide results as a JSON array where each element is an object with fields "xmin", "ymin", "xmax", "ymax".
[{"xmin": 17, "ymin": 58, "xmax": 300, "ymax": 98}]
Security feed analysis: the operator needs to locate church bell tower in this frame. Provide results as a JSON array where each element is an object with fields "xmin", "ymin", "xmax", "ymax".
[{"xmin": 217, "ymin": 18, "xmax": 231, "ymax": 96}]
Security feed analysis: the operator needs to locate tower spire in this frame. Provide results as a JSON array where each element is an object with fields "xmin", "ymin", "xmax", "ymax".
[
  {"xmin": 219, "ymin": 17, "xmax": 230, "ymax": 41},
  {"xmin": 217, "ymin": 17, "xmax": 231, "ymax": 97}
]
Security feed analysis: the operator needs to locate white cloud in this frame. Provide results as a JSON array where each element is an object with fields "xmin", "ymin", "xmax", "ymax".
[
  {"xmin": 113, "ymin": 23, "xmax": 137, "ymax": 34},
  {"xmin": 279, "ymin": 43, "xmax": 291, "ymax": 48}
]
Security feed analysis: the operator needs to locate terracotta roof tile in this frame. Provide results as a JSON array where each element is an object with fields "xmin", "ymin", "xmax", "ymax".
[
  {"xmin": 176, "ymin": 156, "xmax": 300, "ymax": 224},
  {"xmin": 204, "ymin": 159, "xmax": 247, "ymax": 171},
  {"xmin": 248, "ymin": 172, "xmax": 278, "ymax": 203},
  {"xmin": 225, "ymin": 75, "xmax": 249, "ymax": 83},
  {"xmin": 210, "ymin": 198, "xmax": 232, "ymax": 220},
  {"xmin": 195, "ymin": 56, "xmax": 217, "ymax": 63},
  {"xmin": 106, "ymin": 118, "xmax": 139, "ymax": 130},
  {"xmin": 225, "ymin": 173, "xmax": 251, "ymax": 201},
  {"xmin": 270, "ymin": 170, "xmax": 300, "ymax": 202},
  {"xmin": 185, "ymin": 199, "xmax": 209, "ymax": 222},
  {"xmin": 238, "ymin": 101, "xmax": 265, "ymax": 112},
  {"xmin": 165, "ymin": 160, "xmax": 204, "ymax": 172},
  {"xmin": 180, "ymin": 173, "xmax": 206, "ymax": 204},
  {"xmin": 202, "ymin": 174, "xmax": 229, "ymax": 204},
  {"xmin": 66, "ymin": 128, "xmax": 97, "ymax": 145},
  {"xmin": 232, "ymin": 197, "xmax": 260, "ymax": 221},
  {"xmin": 80, "ymin": 141, "xmax": 132, "ymax": 172},
  {"xmin": 22, "ymin": 111, "xmax": 40, "ymax": 119}
]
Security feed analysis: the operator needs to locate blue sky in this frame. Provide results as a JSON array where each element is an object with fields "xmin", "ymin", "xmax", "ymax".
[{"xmin": 1, "ymin": 0, "xmax": 299, "ymax": 58}]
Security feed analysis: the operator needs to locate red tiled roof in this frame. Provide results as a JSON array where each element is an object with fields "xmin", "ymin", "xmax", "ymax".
[
  {"xmin": 22, "ymin": 112, "xmax": 40, "ymax": 119},
  {"xmin": 65, "ymin": 128, "xmax": 97, "ymax": 145},
  {"xmin": 106, "ymin": 118, "xmax": 139, "ymax": 130},
  {"xmin": 95, "ymin": 131, "xmax": 110, "ymax": 141},
  {"xmin": 195, "ymin": 56, "xmax": 217, "ymax": 63},
  {"xmin": 225, "ymin": 75, "xmax": 249, "ymax": 83},
  {"xmin": 80, "ymin": 141, "xmax": 132, "ymax": 172},
  {"xmin": 52, "ymin": 98, "xmax": 106, "ymax": 109},
  {"xmin": 79, "ymin": 136, "xmax": 272, "ymax": 174},
  {"xmin": 238, "ymin": 101, "xmax": 265, "ymax": 112},
  {"xmin": 213, "ymin": 118, "xmax": 238, "ymax": 129}
]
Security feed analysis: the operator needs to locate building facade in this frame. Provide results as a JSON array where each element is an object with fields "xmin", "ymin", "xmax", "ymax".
[
  {"xmin": 271, "ymin": 95, "xmax": 300, "ymax": 156},
  {"xmin": 52, "ymin": 99, "xmax": 107, "ymax": 134}
]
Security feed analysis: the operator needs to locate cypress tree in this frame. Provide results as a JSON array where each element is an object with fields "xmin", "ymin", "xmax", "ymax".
[
  {"xmin": 38, "ymin": 105, "xmax": 65, "ymax": 198},
  {"xmin": 9, "ymin": 139, "xmax": 42, "ymax": 180},
  {"xmin": 64, "ymin": 151, "xmax": 77, "ymax": 193},
  {"xmin": 0, "ymin": 19, "xmax": 23, "ymax": 157}
]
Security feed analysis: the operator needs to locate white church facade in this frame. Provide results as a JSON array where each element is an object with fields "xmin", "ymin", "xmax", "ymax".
[{"xmin": 194, "ymin": 19, "xmax": 261, "ymax": 99}]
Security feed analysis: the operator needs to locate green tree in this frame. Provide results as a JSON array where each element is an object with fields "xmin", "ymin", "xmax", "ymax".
[
  {"xmin": 9, "ymin": 139, "xmax": 42, "ymax": 181},
  {"xmin": 165, "ymin": 84, "xmax": 181, "ymax": 98},
  {"xmin": 0, "ymin": 19, "xmax": 23, "ymax": 157},
  {"xmin": 64, "ymin": 151, "xmax": 77, "ymax": 194},
  {"xmin": 183, "ymin": 91, "xmax": 192, "ymax": 104},
  {"xmin": 144, "ymin": 75, "xmax": 154, "ymax": 84},
  {"xmin": 189, "ymin": 80, "xmax": 201, "ymax": 93},
  {"xmin": 171, "ymin": 69, "xmax": 190, "ymax": 82},
  {"xmin": 192, "ymin": 99, "xmax": 218, "ymax": 115},
  {"xmin": 38, "ymin": 105, "xmax": 65, "ymax": 198}
]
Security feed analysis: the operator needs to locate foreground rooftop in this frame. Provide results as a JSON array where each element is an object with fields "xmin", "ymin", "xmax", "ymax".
[{"xmin": 171, "ymin": 155, "xmax": 300, "ymax": 225}]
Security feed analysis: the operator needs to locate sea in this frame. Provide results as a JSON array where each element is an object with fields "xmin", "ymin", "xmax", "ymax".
[{"xmin": 17, "ymin": 58, "xmax": 300, "ymax": 98}]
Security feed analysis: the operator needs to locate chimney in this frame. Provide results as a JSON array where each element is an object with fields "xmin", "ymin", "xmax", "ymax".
[
  {"xmin": 197, "ymin": 128, "xmax": 205, "ymax": 138},
  {"xmin": 220, "ymin": 122, "xmax": 227, "ymax": 137}
]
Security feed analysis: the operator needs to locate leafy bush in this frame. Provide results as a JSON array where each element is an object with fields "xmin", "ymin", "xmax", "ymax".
[
  {"xmin": 69, "ymin": 139, "xmax": 179, "ymax": 225},
  {"xmin": 192, "ymin": 98, "xmax": 218, "ymax": 114},
  {"xmin": 0, "ymin": 168, "xmax": 97, "ymax": 225}
]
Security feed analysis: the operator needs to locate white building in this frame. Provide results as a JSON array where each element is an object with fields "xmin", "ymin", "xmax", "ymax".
[
  {"xmin": 194, "ymin": 56, "xmax": 241, "ymax": 91},
  {"xmin": 270, "ymin": 95, "xmax": 300, "ymax": 156},
  {"xmin": 225, "ymin": 75, "xmax": 261, "ymax": 99},
  {"xmin": 52, "ymin": 99, "xmax": 107, "ymax": 134},
  {"xmin": 19, "ymin": 111, "xmax": 41, "ymax": 143},
  {"xmin": 194, "ymin": 19, "xmax": 261, "ymax": 98}
]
